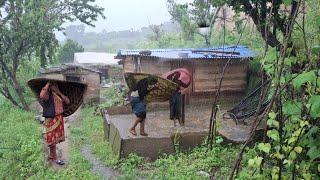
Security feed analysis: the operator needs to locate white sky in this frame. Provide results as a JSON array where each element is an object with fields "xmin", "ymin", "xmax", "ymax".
[
  {"xmin": 67, "ymin": 0, "xmax": 191, "ymax": 32},
  {"xmin": 56, "ymin": 0, "xmax": 191, "ymax": 40}
]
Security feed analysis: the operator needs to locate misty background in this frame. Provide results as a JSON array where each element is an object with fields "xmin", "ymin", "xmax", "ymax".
[{"xmin": 58, "ymin": 0, "xmax": 187, "ymax": 52}]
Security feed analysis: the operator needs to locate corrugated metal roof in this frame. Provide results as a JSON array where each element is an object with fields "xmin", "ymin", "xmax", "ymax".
[
  {"xmin": 116, "ymin": 45, "xmax": 256, "ymax": 60},
  {"xmin": 39, "ymin": 63, "xmax": 102, "ymax": 74},
  {"xmin": 74, "ymin": 52, "xmax": 120, "ymax": 66}
]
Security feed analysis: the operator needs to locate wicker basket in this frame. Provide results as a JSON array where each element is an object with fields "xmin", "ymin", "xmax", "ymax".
[
  {"xmin": 27, "ymin": 78, "xmax": 87, "ymax": 117},
  {"xmin": 124, "ymin": 72, "xmax": 178, "ymax": 102}
]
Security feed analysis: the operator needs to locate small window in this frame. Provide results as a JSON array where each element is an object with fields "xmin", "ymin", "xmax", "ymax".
[{"xmin": 65, "ymin": 75, "xmax": 81, "ymax": 82}]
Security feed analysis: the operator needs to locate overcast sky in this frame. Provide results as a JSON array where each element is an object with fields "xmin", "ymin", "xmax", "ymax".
[
  {"xmin": 87, "ymin": 0, "xmax": 169, "ymax": 32},
  {"xmin": 67, "ymin": 0, "xmax": 192, "ymax": 32},
  {"xmin": 56, "ymin": 0, "xmax": 191, "ymax": 40}
]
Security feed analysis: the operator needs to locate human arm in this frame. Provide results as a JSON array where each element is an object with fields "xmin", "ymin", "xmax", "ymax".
[
  {"xmin": 166, "ymin": 71, "xmax": 180, "ymax": 81},
  {"xmin": 126, "ymin": 90, "xmax": 132, "ymax": 101},
  {"xmin": 39, "ymin": 82, "xmax": 50, "ymax": 101},
  {"xmin": 180, "ymin": 80, "xmax": 191, "ymax": 88},
  {"xmin": 51, "ymin": 85, "xmax": 70, "ymax": 104}
]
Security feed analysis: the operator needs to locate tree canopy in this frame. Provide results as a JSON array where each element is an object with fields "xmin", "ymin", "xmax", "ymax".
[
  {"xmin": 0, "ymin": 0, "xmax": 104, "ymax": 110},
  {"xmin": 167, "ymin": 0, "xmax": 223, "ymax": 46},
  {"xmin": 57, "ymin": 39, "xmax": 84, "ymax": 64}
]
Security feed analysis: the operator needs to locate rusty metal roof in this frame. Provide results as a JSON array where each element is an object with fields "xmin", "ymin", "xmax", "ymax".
[
  {"xmin": 115, "ymin": 45, "xmax": 256, "ymax": 60},
  {"xmin": 39, "ymin": 63, "xmax": 102, "ymax": 74}
]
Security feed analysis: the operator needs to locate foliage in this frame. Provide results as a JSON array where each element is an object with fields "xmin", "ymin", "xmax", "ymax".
[
  {"xmin": 225, "ymin": 0, "xmax": 301, "ymax": 52},
  {"xmin": 64, "ymin": 22, "xmax": 181, "ymax": 52},
  {"xmin": 56, "ymin": 39, "xmax": 84, "ymax": 64},
  {"xmin": 167, "ymin": 0, "xmax": 223, "ymax": 46},
  {"xmin": 145, "ymin": 144, "xmax": 240, "ymax": 180},
  {"xmin": 0, "ymin": 0, "xmax": 104, "ymax": 110},
  {"xmin": 235, "ymin": 0, "xmax": 320, "ymax": 179},
  {"xmin": 99, "ymin": 85, "xmax": 127, "ymax": 109}
]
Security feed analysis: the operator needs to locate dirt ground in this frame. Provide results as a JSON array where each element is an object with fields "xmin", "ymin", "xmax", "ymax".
[{"xmin": 43, "ymin": 109, "xmax": 81, "ymax": 168}]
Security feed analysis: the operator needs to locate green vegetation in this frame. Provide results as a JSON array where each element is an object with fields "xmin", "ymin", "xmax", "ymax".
[
  {"xmin": 0, "ymin": 0, "xmax": 104, "ymax": 110},
  {"xmin": 57, "ymin": 39, "xmax": 84, "ymax": 64},
  {"xmin": 1, "ymin": 0, "xmax": 320, "ymax": 179},
  {"xmin": 99, "ymin": 86, "xmax": 126, "ymax": 109}
]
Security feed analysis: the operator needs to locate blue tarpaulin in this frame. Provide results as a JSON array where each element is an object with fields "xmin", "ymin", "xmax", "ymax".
[{"xmin": 116, "ymin": 45, "xmax": 256, "ymax": 60}]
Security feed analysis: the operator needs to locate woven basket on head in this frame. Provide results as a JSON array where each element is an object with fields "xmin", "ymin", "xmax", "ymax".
[
  {"xmin": 27, "ymin": 78, "xmax": 87, "ymax": 117},
  {"xmin": 124, "ymin": 72, "xmax": 178, "ymax": 103}
]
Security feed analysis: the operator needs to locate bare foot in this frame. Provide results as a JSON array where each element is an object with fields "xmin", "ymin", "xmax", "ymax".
[
  {"xmin": 140, "ymin": 132, "xmax": 148, "ymax": 136},
  {"xmin": 129, "ymin": 128, "xmax": 137, "ymax": 136}
]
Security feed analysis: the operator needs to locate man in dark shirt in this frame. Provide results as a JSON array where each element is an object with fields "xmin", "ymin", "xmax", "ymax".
[{"xmin": 128, "ymin": 77, "xmax": 157, "ymax": 136}]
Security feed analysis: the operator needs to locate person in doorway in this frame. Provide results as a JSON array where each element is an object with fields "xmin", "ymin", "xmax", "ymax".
[
  {"xmin": 164, "ymin": 68, "xmax": 191, "ymax": 126},
  {"xmin": 39, "ymin": 81, "xmax": 70, "ymax": 165},
  {"xmin": 128, "ymin": 76, "xmax": 157, "ymax": 136}
]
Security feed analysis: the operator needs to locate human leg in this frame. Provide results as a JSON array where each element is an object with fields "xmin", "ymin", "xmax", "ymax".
[
  {"xmin": 179, "ymin": 94, "xmax": 185, "ymax": 126},
  {"xmin": 170, "ymin": 92, "xmax": 179, "ymax": 127},
  {"xmin": 140, "ymin": 118, "xmax": 148, "ymax": 136},
  {"xmin": 129, "ymin": 117, "xmax": 141, "ymax": 136},
  {"xmin": 48, "ymin": 144, "xmax": 57, "ymax": 160}
]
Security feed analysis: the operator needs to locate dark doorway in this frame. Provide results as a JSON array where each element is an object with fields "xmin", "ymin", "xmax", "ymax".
[{"xmin": 65, "ymin": 75, "xmax": 81, "ymax": 82}]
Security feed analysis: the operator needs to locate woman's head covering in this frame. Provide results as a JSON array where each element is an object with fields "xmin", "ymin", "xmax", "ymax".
[
  {"xmin": 163, "ymin": 68, "xmax": 191, "ymax": 88},
  {"xmin": 27, "ymin": 78, "xmax": 87, "ymax": 117}
]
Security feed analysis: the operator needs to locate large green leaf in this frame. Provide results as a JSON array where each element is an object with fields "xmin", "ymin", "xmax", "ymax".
[
  {"xmin": 312, "ymin": 45, "xmax": 320, "ymax": 55},
  {"xmin": 307, "ymin": 146, "xmax": 320, "ymax": 160},
  {"xmin": 267, "ymin": 130, "xmax": 280, "ymax": 142},
  {"xmin": 258, "ymin": 143, "xmax": 271, "ymax": 154},
  {"xmin": 283, "ymin": 100, "xmax": 302, "ymax": 116},
  {"xmin": 308, "ymin": 95, "xmax": 320, "ymax": 118},
  {"xmin": 283, "ymin": 0, "xmax": 292, "ymax": 6},
  {"xmin": 293, "ymin": 71, "xmax": 316, "ymax": 89}
]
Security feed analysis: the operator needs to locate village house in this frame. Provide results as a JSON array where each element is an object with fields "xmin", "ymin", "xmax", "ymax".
[
  {"xmin": 74, "ymin": 52, "xmax": 122, "ymax": 81},
  {"xmin": 116, "ymin": 45, "xmax": 255, "ymax": 103},
  {"xmin": 39, "ymin": 64, "xmax": 101, "ymax": 104}
]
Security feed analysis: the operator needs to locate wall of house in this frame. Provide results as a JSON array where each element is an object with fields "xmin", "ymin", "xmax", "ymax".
[
  {"xmin": 192, "ymin": 58, "xmax": 249, "ymax": 93},
  {"xmin": 108, "ymin": 67, "xmax": 123, "ymax": 80},
  {"xmin": 42, "ymin": 74, "xmax": 64, "ymax": 81},
  {"xmin": 123, "ymin": 57, "xmax": 171, "ymax": 75},
  {"xmin": 122, "ymin": 56, "xmax": 249, "ymax": 103},
  {"xmin": 140, "ymin": 57, "xmax": 171, "ymax": 75},
  {"xmin": 123, "ymin": 57, "xmax": 135, "ymax": 72},
  {"xmin": 42, "ymin": 70, "xmax": 100, "ymax": 104},
  {"xmin": 82, "ymin": 72, "xmax": 100, "ymax": 104}
]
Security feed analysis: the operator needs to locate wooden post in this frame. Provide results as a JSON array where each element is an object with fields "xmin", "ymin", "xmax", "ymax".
[{"xmin": 101, "ymin": 108, "xmax": 111, "ymax": 141}]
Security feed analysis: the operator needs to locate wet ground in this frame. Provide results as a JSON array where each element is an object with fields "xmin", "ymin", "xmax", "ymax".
[
  {"xmin": 109, "ymin": 101, "xmax": 265, "ymax": 145},
  {"xmin": 81, "ymin": 145, "xmax": 119, "ymax": 180},
  {"xmin": 109, "ymin": 104, "xmax": 214, "ymax": 140}
]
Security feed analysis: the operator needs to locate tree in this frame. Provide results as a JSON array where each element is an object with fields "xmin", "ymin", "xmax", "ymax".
[
  {"xmin": 167, "ymin": 0, "xmax": 222, "ymax": 46},
  {"xmin": 224, "ymin": 0, "xmax": 301, "ymax": 53},
  {"xmin": 57, "ymin": 39, "xmax": 84, "ymax": 64},
  {"xmin": 149, "ymin": 24, "xmax": 164, "ymax": 41},
  {"xmin": 64, "ymin": 25, "xmax": 86, "ymax": 44},
  {"xmin": 227, "ymin": 1, "xmax": 320, "ymax": 179},
  {"xmin": 0, "ymin": 0, "xmax": 104, "ymax": 110}
]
